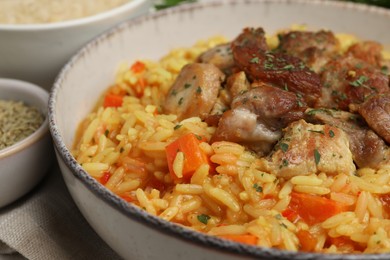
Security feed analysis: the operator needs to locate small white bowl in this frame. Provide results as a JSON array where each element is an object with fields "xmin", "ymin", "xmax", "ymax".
[
  {"xmin": 0, "ymin": 0, "xmax": 151, "ymax": 91},
  {"xmin": 0, "ymin": 78, "xmax": 52, "ymax": 208}
]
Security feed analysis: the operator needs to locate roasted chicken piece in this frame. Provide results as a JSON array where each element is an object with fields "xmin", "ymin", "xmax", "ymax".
[
  {"xmin": 259, "ymin": 120, "xmax": 355, "ymax": 179},
  {"xmin": 163, "ymin": 63, "xmax": 225, "ymax": 121},
  {"xmin": 231, "ymin": 27, "xmax": 322, "ymax": 106},
  {"xmin": 277, "ymin": 30, "xmax": 340, "ymax": 73},
  {"xmin": 197, "ymin": 43, "xmax": 235, "ymax": 75},
  {"xmin": 316, "ymin": 55, "xmax": 389, "ymax": 110},
  {"xmin": 346, "ymin": 41, "xmax": 384, "ymax": 68},
  {"xmin": 212, "ymin": 83, "xmax": 307, "ymax": 156},
  {"xmin": 357, "ymin": 93, "xmax": 390, "ymax": 144},
  {"xmin": 306, "ymin": 108, "xmax": 389, "ymax": 169},
  {"xmin": 225, "ymin": 71, "xmax": 250, "ymax": 98}
]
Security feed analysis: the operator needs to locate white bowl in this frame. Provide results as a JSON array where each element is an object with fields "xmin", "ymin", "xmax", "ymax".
[
  {"xmin": 49, "ymin": 1, "xmax": 390, "ymax": 259},
  {"xmin": 0, "ymin": 78, "xmax": 51, "ymax": 208},
  {"xmin": 0, "ymin": 0, "xmax": 151, "ymax": 91}
]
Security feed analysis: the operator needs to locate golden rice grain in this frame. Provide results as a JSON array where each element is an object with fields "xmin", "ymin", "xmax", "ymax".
[
  {"xmin": 82, "ymin": 162, "xmax": 108, "ymax": 178},
  {"xmin": 290, "ymin": 175, "xmax": 323, "ymax": 186},
  {"xmin": 330, "ymin": 192, "xmax": 356, "ymax": 206},
  {"xmin": 115, "ymin": 179, "xmax": 141, "ymax": 194},
  {"xmin": 206, "ymin": 185, "xmax": 240, "ymax": 212},
  {"xmin": 105, "ymin": 167, "xmax": 125, "ymax": 191},
  {"xmin": 159, "ymin": 207, "xmax": 179, "ymax": 221},
  {"xmin": 322, "ymin": 212, "xmax": 356, "ymax": 229},
  {"xmin": 355, "ymin": 191, "xmax": 369, "ymax": 222},
  {"xmin": 136, "ymin": 188, "xmax": 156, "ymax": 215},
  {"xmin": 293, "ymin": 185, "xmax": 330, "ymax": 195},
  {"xmin": 172, "ymin": 151, "xmax": 184, "ymax": 178},
  {"xmin": 175, "ymin": 184, "xmax": 203, "ymax": 194},
  {"xmin": 209, "ymin": 225, "xmax": 247, "ymax": 236}
]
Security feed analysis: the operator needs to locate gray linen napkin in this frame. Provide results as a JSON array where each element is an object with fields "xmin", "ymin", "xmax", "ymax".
[{"xmin": 0, "ymin": 163, "xmax": 122, "ymax": 260}]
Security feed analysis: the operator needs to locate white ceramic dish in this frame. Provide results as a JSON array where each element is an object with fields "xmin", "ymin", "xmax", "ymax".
[
  {"xmin": 0, "ymin": 78, "xmax": 52, "ymax": 208},
  {"xmin": 49, "ymin": 1, "xmax": 390, "ymax": 259},
  {"xmin": 0, "ymin": 0, "xmax": 151, "ymax": 91}
]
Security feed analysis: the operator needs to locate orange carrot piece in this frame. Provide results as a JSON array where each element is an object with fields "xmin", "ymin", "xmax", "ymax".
[
  {"xmin": 288, "ymin": 192, "xmax": 349, "ymax": 225},
  {"xmin": 103, "ymin": 94, "xmax": 123, "ymax": 108},
  {"xmin": 165, "ymin": 133, "xmax": 209, "ymax": 182},
  {"xmin": 220, "ymin": 234, "xmax": 258, "ymax": 245},
  {"xmin": 99, "ymin": 171, "xmax": 111, "ymax": 185},
  {"xmin": 296, "ymin": 230, "xmax": 317, "ymax": 252},
  {"xmin": 130, "ymin": 61, "xmax": 145, "ymax": 73}
]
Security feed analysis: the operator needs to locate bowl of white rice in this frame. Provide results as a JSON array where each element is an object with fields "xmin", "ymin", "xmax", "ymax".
[
  {"xmin": 0, "ymin": 78, "xmax": 52, "ymax": 208},
  {"xmin": 0, "ymin": 0, "xmax": 151, "ymax": 91}
]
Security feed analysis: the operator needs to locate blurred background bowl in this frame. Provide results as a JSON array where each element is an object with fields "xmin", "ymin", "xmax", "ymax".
[
  {"xmin": 0, "ymin": 0, "xmax": 151, "ymax": 91},
  {"xmin": 49, "ymin": 0, "xmax": 390, "ymax": 259},
  {"xmin": 0, "ymin": 78, "xmax": 51, "ymax": 208}
]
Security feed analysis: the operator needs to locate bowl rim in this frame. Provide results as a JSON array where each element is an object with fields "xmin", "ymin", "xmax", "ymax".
[
  {"xmin": 0, "ymin": 78, "xmax": 49, "ymax": 159},
  {"xmin": 0, "ymin": 0, "xmax": 149, "ymax": 31},
  {"xmin": 49, "ymin": 0, "xmax": 390, "ymax": 259}
]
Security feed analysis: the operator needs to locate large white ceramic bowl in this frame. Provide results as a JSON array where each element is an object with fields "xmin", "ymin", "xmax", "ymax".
[
  {"xmin": 0, "ymin": 78, "xmax": 52, "ymax": 208},
  {"xmin": 0, "ymin": 0, "xmax": 151, "ymax": 91},
  {"xmin": 49, "ymin": 1, "xmax": 390, "ymax": 259}
]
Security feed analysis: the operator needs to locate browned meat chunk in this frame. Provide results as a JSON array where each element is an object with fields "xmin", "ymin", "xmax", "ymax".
[
  {"xmin": 346, "ymin": 41, "xmax": 383, "ymax": 68},
  {"xmin": 163, "ymin": 63, "xmax": 225, "ymax": 121},
  {"xmin": 197, "ymin": 43, "xmax": 234, "ymax": 74},
  {"xmin": 277, "ymin": 30, "xmax": 340, "ymax": 73},
  {"xmin": 212, "ymin": 83, "xmax": 307, "ymax": 156},
  {"xmin": 358, "ymin": 93, "xmax": 390, "ymax": 144},
  {"xmin": 305, "ymin": 108, "xmax": 389, "ymax": 169},
  {"xmin": 259, "ymin": 120, "xmax": 355, "ymax": 179},
  {"xmin": 317, "ymin": 55, "xmax": 389, "ymax": 110},
  {"xmin": 231, "ymin": 27, "xmax": 322, "ymax": 106},
  {"xmin": 225, "ymin": 71, "xmax": 250, "ymax": 98}
]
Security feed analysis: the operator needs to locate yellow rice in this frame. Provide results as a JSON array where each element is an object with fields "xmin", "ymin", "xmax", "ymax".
[{"xmin": 72, "ymin": 32, "xmax": 390, "ymax": 254}]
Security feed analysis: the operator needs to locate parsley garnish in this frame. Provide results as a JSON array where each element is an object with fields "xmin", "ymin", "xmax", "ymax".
[
  {"xmin": 283, "ymin": 64, "xmax": 295, "ymax": 70},
  {"xmin": 104, "ymin": 129, "xmax": 109, "ymax": 136},
  {"xmin": 197, "ymin": 214, "xmax": 210, "ymax": 224},
  {"xmin": 184, "ymin": 83, "xmax": 192, "ymax": 89},
  {"xmin": 253, "ymin": 183, "xmax": 263, "ymax": 192},
  {"xmin": 308, "ymin": 129, "xmax": 325, "ymax": 135},
  {"xmin": 314, "ymin": 149, "xmax": 321, "ymax": 165},
  {"xmin": 279, "ymin": 142, "xmax": 289, "ymax": 152},
  {"xmin": 350, "ymin": 75, "xmax": 369, "ymax": 87},
  {"xmin": 174, "ymin": 124, "xmax": 182, "ymax": 130},
  {"xmin": 250, "ymin": 57, "xmax": 260, "ymax": 64},
  {"xmin": 196, "ymin": 86, "xmax": 202, "ymax": 94},
  {"xmin": 178, "ymin": 97, "xmax": 184, "ymax": 105},
  {"xmin": 329, "ymin": 130, "xmax": 335, "ymax": 138}
]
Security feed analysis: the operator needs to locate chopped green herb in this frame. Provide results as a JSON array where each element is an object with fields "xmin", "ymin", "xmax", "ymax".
[
  {"xmin": 381, "ymin": 65, "xmax": 389, "ymax": 75},
  {"xmin": 314, "ymin": 149, "xmax": 321, "ymax": 165},
  {"xmin": 197, "ymin": 214, "xmax": 210, "ymax": 224},
  {"xmin": 253, "ymin": 183, "xmax": 263, "ymax": 192},
  {"xmin": 308, "ymin": 129, "xmax": 325, "ymax": 135},
  {"xmin": 329, "ymin": 130, "xmax": 335, "ymax": 138},
  {"xmin": 283, "ymin": 64, "xmax": 295, "ymax": 70},
  {"xmin": 350, "ymin": 75, "xmax": 369, "ymax": 87},
  {"xmin": 178, "ymin": 97, "xmax": 184, "ymax": 105},
  {"xmin": 280, "ymin": 142, "xmax": 289, "ymax": 152},
  {"xmin": 275, "ymin": 214, "xmax": 282, "ymax": 220},
  {"xmin": 250, "ymin": 57, "xmax": 260, "ymax": 64},
  {"xmin": 174, "ymin": 124, "xmax": 182, "ymax": 130},
  {"xmin": 195, "ymin": 134, "xmax": 203, "ymax": 140},
  {"xmin": 281, "ymin": 159, "xmax": 289, "ymax": 168},
  {"xmin": 196, "ymin": 86, "xmax": 202, "ymax": 94},
  {"xmin": 104, "ymin": 129, "xmax": 109, "ymax": 136},
  {"xmin": 171, "ymin": 89, "xmax": 178, "ymax": 96},
  {"xmin": 184, "ymin": 83, "xmax": 192, "ymax": 89},
  {"xmin": 120, "ymin": 147, "xmax": 125, "ymax": 153}
]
